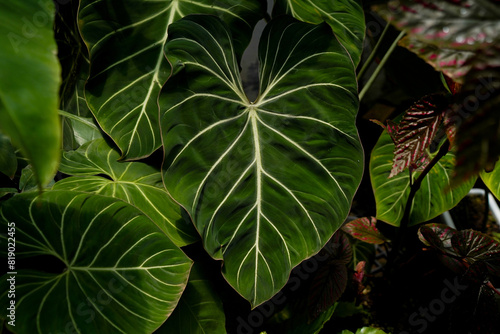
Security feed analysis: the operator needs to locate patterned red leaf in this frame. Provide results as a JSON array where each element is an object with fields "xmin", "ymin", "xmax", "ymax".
[
  {"xmin": 342, "ymin": 217, "xmax": 388, "ymax": 244},
  {"xmin": 386, "ymin": 94, "xmax": 450, "ymax": 177},
  {"xmin": 450, "ymin": 45, "xmax": 500, "ymax": 183},
  {"xmin": 374, "ymin": 0, "xmax": 500, "ymax": 83}
]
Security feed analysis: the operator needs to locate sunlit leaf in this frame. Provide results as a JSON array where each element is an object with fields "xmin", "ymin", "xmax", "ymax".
[
  {"xmin": 0, "ymin": 0, "xmax": 61, "ymax": 187},
  {"xmin": 370, "ymin": 130, "xmax": 475, "ymax": 226},
  {"xmin": 481, "ymin": 162, "xmax": 500, "ymax": 200},
  {"xmin": 79, "ymin": 0, "xmax": 265, "ymax": 160},
  {"xmin": 54, "ymin": 139, "xmax": 198, "ymax": 246},
  {"xmin": 273, "ymin": 0, "xmax": 365, "ymax": 66},
  {"xmin": 342, "ymin": 217, "xmax": 388, "ymax": 244},
  {"xmin": 0, "ymin": 191, "xmax": 192, "ymax": 333},
  {"xmin": 161, "ymin": 15, "xmax": 363, "ymax": 306}
]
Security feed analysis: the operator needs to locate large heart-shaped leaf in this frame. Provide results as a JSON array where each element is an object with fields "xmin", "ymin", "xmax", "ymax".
[
  {"xmin": 0, "ymin": 0, "xmax": 61, "ymax": 187},
  {"xmin": 273, "ymin": 0, "xmax": 365, "ymax": 67},
  {"xmin": 0, "ymin": 191, "xmax": 192, "ymax": 333},
  {"xmin": 53, "ymin": 139, "xmax": 198, "ymax": 246},
  {"xmin": 160, "ymin": 15, "xmax": 363, "ymax": 306},
  {"xmin": 78, "ymin": 0, "xmax": 265, "ymax": 160},
  {"xmin": 158, "ymin": 263, "xmax": 226, "ymax": 333},
  {"xmin": 370, "ymin": 129, "xmax": 475, "ymax": 226}
]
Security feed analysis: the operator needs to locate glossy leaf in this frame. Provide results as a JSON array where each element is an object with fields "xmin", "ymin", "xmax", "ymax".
[
  {"xmin": 0, "ymin": 191, "xmax": 192, "ymax": 333},
  {"xmin": 79, "ymin": 0, "xmax": 265, "ymax": 160},
  {"xmin": 273, "ymin": 0, "xmax": 365, "ymax": 66},
  {"xmin": 370, "ymin": 129, "xmax": 475, "ymax": 226},
  {"xmin": 161, "ymin": 15, "xmax": 362, "ymax": 306},
  {"xmin": 0, "ymin": 0, "xmax": 61, "ymax": 187},
  {"xmin": 0, "ymin": 133, "xmax": 16, "ymax": 179},
  {"xmin": 384, "ymin": 94, "xmax": 450, "ymax": 178},
  {"xmin": 342, "ymin": 217, "xmax": 388, "ymax": 244},
  {"xmin": 158, "ymin": 263, "xmax": 225, "ymax": 334},
  {"xmin": 374, "ymin": 0, "xmax": 500, "ymax": 83},
  {"xmin": 53, "ymin": 139, "xmax": 198, "ymax": 246}
]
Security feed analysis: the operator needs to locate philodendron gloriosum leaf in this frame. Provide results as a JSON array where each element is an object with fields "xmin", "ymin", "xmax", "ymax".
[
  {"xmin": 161, "ymin": 15, "xmax": 363, "ymax": 306},
  {"xmin": 53, "ymin": 139, "xmax": 198, "ymax": 246},
  {"xmin": 0, "ymin": 191, "xmax": 192, "ymax": 333},
  {"xmin": 370, "ymin": 129, "xmax": 475, "ymax": 226},
  {"xmin": 78, "ymin": 0, "xmax": 265, "ymax": 160},
  {"xmin": 273, "ymin": 0, "xmax": 365, "ymax": 67},
  {"xmin": 0, "ymin": 0, "xmax": 61, "ymax": 187}
]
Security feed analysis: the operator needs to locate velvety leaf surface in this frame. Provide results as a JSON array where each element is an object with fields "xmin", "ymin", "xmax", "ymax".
[
  {"xmin": 0, "ymin": 0, "xmax": 61, "ymax": 187},
  {"xmin": 0, "ymin": 191, "xmax": 192, "ymax": 333},
  {"xmin": 54, "ymin": 139, "xmax": 198, "ymax": 246},
  {"xmin": 161, "ymin": 15, "xmax": 363, "ymax": 306},
  {"xmin": 158, "ymin": 263, "xmax": 225, "ymax": 334},
  {"xmin": 374, "ymin": 0, "xmax": 500, "ymax": 82},
  {"xmin": 78, "ymin": 0, "xmax": 265, "ymax": 160},
  {"xmin": 370, "ymin": 130, "xmax": 475, "ymax": 226},
  {"xmin": 273, "ymin": 0, "xmax": 365, "ymax": 66},
  {"xmin": 0, "ymin": 133, "xmax": 16, "ymax": 179},
  {"xmin": 342, "ymin": 217, "xmax": 388, "ymax": 244}
]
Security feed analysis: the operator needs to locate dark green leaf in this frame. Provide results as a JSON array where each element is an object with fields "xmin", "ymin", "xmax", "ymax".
[
  {"xmin": 78, "ymin": 0, "xmax": 265, "ymax": 160},
  {"xmin": 158, "ymin": 263, "xmax": 225, "ymax": 334},
  {"xmin": 161, "ymin": 15, "xmax": 362, "ymax": 306},
  {"xmin": 0, "ymin": 133, "xmax": 16, "ymax": 179},
  {"xmin": 0, "ymin": 0, "xmax": 61, "ymax": 187},
  {"xmin": 0, "ymin": 191, "xmax": 192, "ymax": 333},
  {"xmin": 54, "ymin": 139, "xmax": 198, "ymax": 246},
  {"xmin": 20, "ymin": 165, "xmax": 55, "ymax": 192}
]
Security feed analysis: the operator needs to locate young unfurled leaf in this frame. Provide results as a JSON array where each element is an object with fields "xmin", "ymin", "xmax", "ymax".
[
  {"xmin": 377, "ymin": 94, "xmax": 450, "ymax": 178},
  {"xmin": 342, "ymin": 217, "xmax": 388, "ymax": 244}
]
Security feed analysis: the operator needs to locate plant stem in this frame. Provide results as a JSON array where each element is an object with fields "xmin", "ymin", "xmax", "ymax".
[
  {"xmin": 394, "ymin": 140, "xmax": 451, "ymax": 255},
  {"xmin": 357, "ymin": 21, "xmax": 391, "ymax": 81},
  {"xmin": 359, "ymin": 30, "xmax": 405, "ymax": 101}
]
